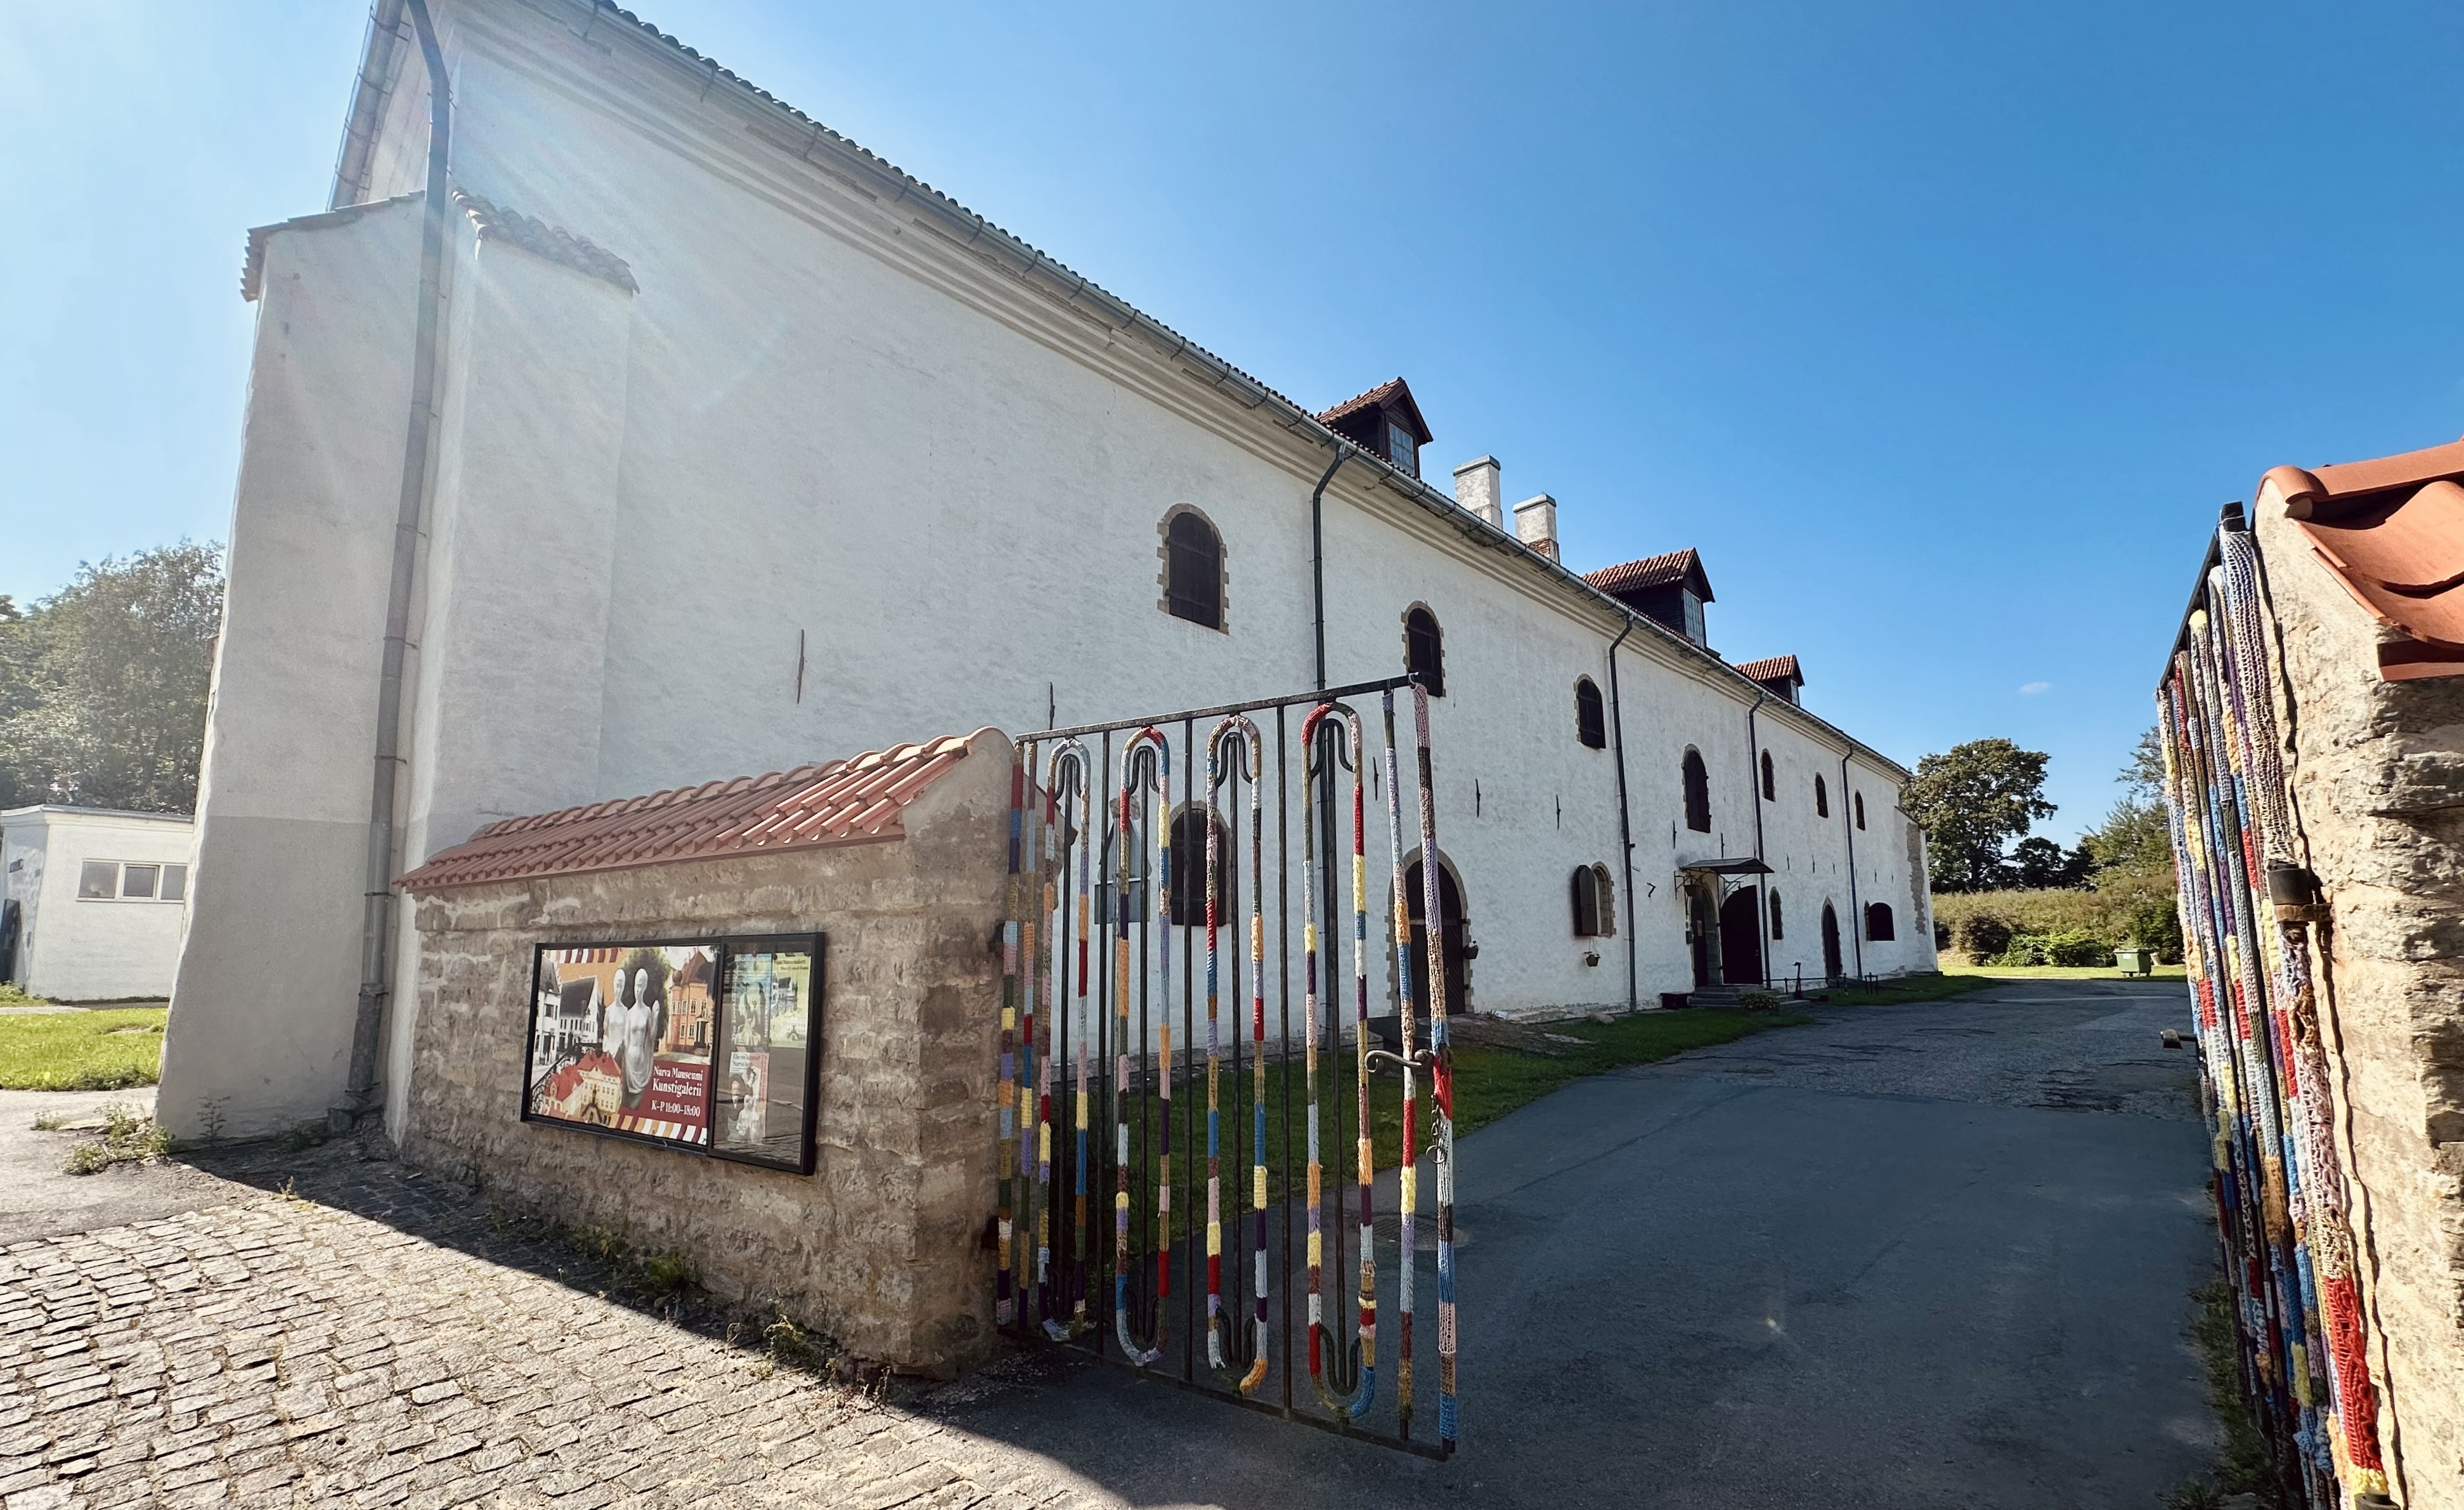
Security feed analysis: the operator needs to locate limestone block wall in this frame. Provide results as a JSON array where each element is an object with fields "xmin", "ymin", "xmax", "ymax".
[
  {"xmin": 398, "ymin": 757, "xmax": 1007, "ymax": 1376},
  {"xmin": 2257, "ymin": 498, "xmax": 2464, "ymax": 1500}
]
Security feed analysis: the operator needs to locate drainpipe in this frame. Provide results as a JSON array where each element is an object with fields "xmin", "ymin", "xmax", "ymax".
[
  {"xmin": 1605, "ymin": 617, "xmax": 1638, "ymax": 1011},
  {"xmin": 340, "ymin": 0, "xmax": 451, "ymax": 1131},
  {"xmin": 1308, "ymin": 445, "xmax": 1352, "ymax": 691},
  {"xmin": 1842, "ymin": 751, "xmax": 1864, "ymax": 982},
  {"xmin": 1745, "ymin": 687, "xmax": 1770, "ymax": 989}
]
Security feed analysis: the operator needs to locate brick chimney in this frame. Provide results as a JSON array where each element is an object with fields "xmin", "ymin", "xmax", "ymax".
[
  {"xmin": 1453, "ymin": 455, "xmax": 1503, "ymax": 529},
  {"xmin": 1514, "ymin": 494, "xmax": 1559, "ymax": 561}
]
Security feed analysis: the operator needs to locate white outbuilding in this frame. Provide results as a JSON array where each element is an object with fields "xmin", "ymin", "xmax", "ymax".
[{"xmin": 0, "ymin": 806, "xmax": 195, "ymax": 1003}]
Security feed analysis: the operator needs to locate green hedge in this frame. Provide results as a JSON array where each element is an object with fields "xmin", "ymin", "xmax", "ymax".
[{"xmin": 1932, "ymin": 877, "xmax": 2182, "ymax": 966}]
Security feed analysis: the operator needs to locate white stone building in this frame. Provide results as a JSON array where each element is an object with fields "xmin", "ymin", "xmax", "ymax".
[
  {"xmin": 161, "ymin": 0, "xmax": 1934, "ymax": 1141},
  {"xmin": 1, "ymin": 806, "xmax": 195, "ymax": 1003}
]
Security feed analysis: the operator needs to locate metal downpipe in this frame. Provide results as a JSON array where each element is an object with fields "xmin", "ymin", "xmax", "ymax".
[
  {"xmin": 1745, "ymin": 687, "xmax": 1770, "ymax": 989},
  {"xmin": 1308, "ymin": 446, "xmax": 1352, "ymax": 691},
  {"xmin": 1605, "ymin": 618, "xmax": 1638, "ymax": 1011},
  {"xmin": 340, "ymin": 0, "xmax": 451, "ymax": 1130},
  {"xmin": 1842, "ymin": 752, "xmax": 1864, "ymax": 982}
]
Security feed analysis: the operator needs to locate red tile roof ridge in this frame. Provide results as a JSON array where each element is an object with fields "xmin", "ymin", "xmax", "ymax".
[
  {"xmin": 1734, "ymin": 654, "xmax": 1803, "ymax": 684},
  {"xmin": 1585, "ymin": 549, "xmax": 1715, "ymax": 601},
  {"xmin": 1318, "ymin": 379, "xmax": 1408, "ymax": 425},
  {"xmin": 2262, "ymin": 434, "xmax": 2464, "ymax": 521},
  {"xmin": 399, "ymin": 730, "xmax": 999, "ymax": 891}
]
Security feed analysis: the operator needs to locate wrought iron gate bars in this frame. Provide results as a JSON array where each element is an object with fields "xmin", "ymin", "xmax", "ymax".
[{"xmin": 1001, "ymin": 674, "xmax": 1456, "ymax": 1458}]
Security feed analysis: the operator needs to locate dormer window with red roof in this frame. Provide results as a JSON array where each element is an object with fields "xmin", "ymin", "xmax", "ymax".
[
  {"xmin": 1318, "ymin": 377, "xmax": 1433, "ymax": 479},
  {"xmin": 1586, "ymin": 550, "xmax": 1715, "ymax": 648}
]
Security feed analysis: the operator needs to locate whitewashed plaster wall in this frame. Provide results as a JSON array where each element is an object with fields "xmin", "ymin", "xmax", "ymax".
[
  {"xmin": 160, "ymin": 198, "xmax": 423, "ymax": 1139},
  {"xmin": 2, "ymin": 810, "xmax": 195, "ymax": 1002},
  {"xmin": 181, "ymin": 0, "xmax": 1929, "ymax": 1136}
]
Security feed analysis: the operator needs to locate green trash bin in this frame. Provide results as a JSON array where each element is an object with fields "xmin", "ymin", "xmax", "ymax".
[{"xmin": 2116, "ymin": 947, "xmax": 2150, "ymax": 977}]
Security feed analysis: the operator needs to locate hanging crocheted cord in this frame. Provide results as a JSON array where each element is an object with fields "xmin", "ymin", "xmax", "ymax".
[{"xmin": 2155, "ymin": 530, "xmax": 2388, "ymax": 1505}]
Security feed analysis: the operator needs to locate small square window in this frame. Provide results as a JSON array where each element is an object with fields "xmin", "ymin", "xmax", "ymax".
[
  {"xmin": 162, "ymin": 864, "xmax": 188, "ymax": 902},
  {"xmin": 78, "ymin": 862, "xmax": 117, "ymax": 899},
  {"xmin": 122, "ymin": 865, "xmax": 159, "ymax": 900}
]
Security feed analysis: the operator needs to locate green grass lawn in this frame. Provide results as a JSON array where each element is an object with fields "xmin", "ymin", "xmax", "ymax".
[
  {"xmin": 1025, "ymin": 1007, "xmax": 1805, "ymax": 1255},
  {"xmin": 1820, "ymin": 973, "xmax": 2000, "ymax": 1006},
  {"xmin": 0, "ymin": 1008, "xmax": 167, "ymax": 1090}
]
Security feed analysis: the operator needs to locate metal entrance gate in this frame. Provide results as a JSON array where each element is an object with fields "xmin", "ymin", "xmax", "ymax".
[{"xmin": 993, "ymin": 676, "xmax": 1458, "ymax": 1455}]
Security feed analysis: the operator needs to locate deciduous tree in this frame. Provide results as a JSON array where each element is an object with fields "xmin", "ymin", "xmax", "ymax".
[
  {"xmin": 1907, "ymin": 738, "xmax": 2056, "ymax": 892},
  {"xmin": 0, "ymin": 543, "xmax": 223, "ymax": 814}
]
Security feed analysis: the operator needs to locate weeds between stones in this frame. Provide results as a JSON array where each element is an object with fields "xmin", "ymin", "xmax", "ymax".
[{"xmin": 61, "ymin": 1101, "xmax": 171, "ymax": 1175}]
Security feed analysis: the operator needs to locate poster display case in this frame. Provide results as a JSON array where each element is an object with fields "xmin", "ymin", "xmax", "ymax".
[{"xmin": 522, "ymin": 933, "xmax": 823, "ymax": 1171}]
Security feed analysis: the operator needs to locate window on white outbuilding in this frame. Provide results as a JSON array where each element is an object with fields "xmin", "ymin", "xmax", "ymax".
[
  {"xmin": 77, "ymin": 862, "xmax": 116, "ymax": 900},
  {"xmin": 121, "ymin": 864, "xmax": 158, "ymax": 900},
  {"xmin": 162, "ymin": 864, "xmax": 188, "ymax": 902}
]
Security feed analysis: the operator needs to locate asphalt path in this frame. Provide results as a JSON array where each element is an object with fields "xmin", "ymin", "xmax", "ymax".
[{"xmin": 927, "ymin": 978, "xmax": 2220, "ymax": 1509}]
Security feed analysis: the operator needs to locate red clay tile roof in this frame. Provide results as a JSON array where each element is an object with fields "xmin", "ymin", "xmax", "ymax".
[
  {"xmin": 399, "ymin": 732, "xmax": 986, "ymax": 890},
  {"xmin": 2260, "ymin": 436, "xmax": 2464, "ymax": 521},
  {"xmin": 1734, "ymin": 654, "xmax": 1803, "ymax": 687},
  {"xmin": 1316, "ymin": 378, "xmax": 1432, "ymax": 444},
  {"xmin": 1584, "ymin": 549, "xmax": 1715, "ymax": 602},
  {"xmin": 2252, "ymin": 433, "xmax": 2464, "ymax": 679},
  {"xmin": 2289, "ymin": 480, "xmax": 2464, "ymax": 680}
]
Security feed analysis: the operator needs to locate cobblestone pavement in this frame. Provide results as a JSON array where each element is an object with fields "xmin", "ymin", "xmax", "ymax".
[
  {"xmin": 0, "ymin": 1152, "xmax": 1100, "ymax": 1510},
  {"xmin": 0, "ymin": 980, "xmax": 2215, "ymax": 1510}
]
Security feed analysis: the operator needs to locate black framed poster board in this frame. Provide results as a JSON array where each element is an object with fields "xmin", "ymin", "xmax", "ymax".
[{"xmin": 522, "ymin": 932, "xmax": 824, "ymax": 1173}]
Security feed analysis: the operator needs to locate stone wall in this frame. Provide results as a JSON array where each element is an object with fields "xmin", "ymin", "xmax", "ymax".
[
  {"xmin": 398, "ymin": 745, "xmax": 1008, "ymax": 1376},
  {"xmin": 2256, "ymin": 498, "xmax": 2464, "ymax": 1501}
]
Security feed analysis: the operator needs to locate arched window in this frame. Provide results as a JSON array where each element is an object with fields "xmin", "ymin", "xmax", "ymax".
[
  {"xmin": 1768, "ymin": 890, "xmax": 1784, "ymax": 940},
  {"xmin": 1404, "ymin": 606, "xmax": 1446, "ymax": 696},
  {"xmin": 1815, "ymin": 772, "xmax": 1829, "ymax": 818},
  {"xmin": 1760, "ymin": 750, "xmax": 1775, "ymax": 801},
  {"xmin": 1165, "ymin": 808, "xmax": 1233, "ymax": 925},
  {"xmin": 1853, "ymin": 791, "xmax": 1867, "ymax": 830},
  {"xmin": 1162, "ymin": 510, "xmax": 1224, "ymax": 630},
  {"xmin": 1574, "ymin": 679, "xmax": 1606, "ymax": 749},
  {"xmin": 1865, "ymin": 901, "xmax": 1896, "ymax": 942},
  {"xmin": 1681, "ymin": 748, "xmax": 1711, "ymax": 833},
  {"xmin": 1571, "ymin": 863, "xmax": 1615, "ymax": 937}
]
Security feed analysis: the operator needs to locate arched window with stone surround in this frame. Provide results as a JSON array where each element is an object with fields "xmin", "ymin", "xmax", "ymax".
[
  {"xmin": 1572, "ymin": 863, "xmax": 1615, "ymax": 937},
  {"xmin": 1575, "ymin": 678, "xmax": 1606, "ymax": 749},
  {"xmin": 1682, "ymin": 748, "xmax": 1711, "ymax": 833},
  {"xmin": 1865, "ymin": 901, "xmax": 1896, "ymax": 942},
  {"xmin": 1854, "ymin": 791, "xmax": 1867, "ymax": 830},
  {"xmin": 1760, "ymin": 750, "xmax": 1775, "ymax": 801},
  {"xmin": 1769, "ymin": 890, "xmax": 1784, "ymax": 940},
  {"xmin": 1815, "ymin": 772, "xmax": 1830, "ymax": 817},
  {"xmin": 1161, "ymin": 509, "xmax": 1225, "ymax": 630},
  {"xmin": 1404, "ymin": 605, "xmax": 1446, "ymax": 696},
  {"xmin": 1165, "ymin": 807, "xmax": 1233, "ymax": 923}
]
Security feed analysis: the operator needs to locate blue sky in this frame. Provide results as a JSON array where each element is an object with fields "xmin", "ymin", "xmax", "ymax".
[{"xmin": 7, "ymin": 2, "xmax": 2463, "ymax": 840}]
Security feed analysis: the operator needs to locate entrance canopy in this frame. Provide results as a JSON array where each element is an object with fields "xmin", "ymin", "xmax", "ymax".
[{"xmin": 1677, "ymin": 857, "xmax": 1772, "ymax": 876}]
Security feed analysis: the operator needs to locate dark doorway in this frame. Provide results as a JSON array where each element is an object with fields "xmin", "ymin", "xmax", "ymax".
[
  {"xmin": 0, "ymin": 899, "xmax": 16, "ymax": 984},
  {"xmin": 1821, "ymin": 901, "xmax": 1843, "ymax": 981},
  {"xmin": 1719, "ymin": 888, "xmax": 1764, "ymax": 986},
  {"xmin": 1404, "ymin": 859, "xmax": 1470, "ymax": 1018},
  {"xmin": 1689, "ymin": 884, "xmax": 1716, "ymax": 987}
]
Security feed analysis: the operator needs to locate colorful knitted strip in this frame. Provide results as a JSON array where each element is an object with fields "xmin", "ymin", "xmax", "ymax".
[
  {"xmin": 1047, "ymin": 739, "xmax": 1095, "ymax": 1341},
  {"xmin": 995, "ymin": 749, "xmax": 1025, "ymax": 1328},
  {"xmin": 1112, "ymin": 729, "xmax": 1170, "ymax": 1366},
  {"xmin": 1410, "ymin": 684, "xmax": 1459, "ymax": 1448},
  {"xmin": 2158, "ymin": 526, "xmax": 2388, "ymax": 1506},
  {"xmin": 1200, "ymin": 715, "xmax": 1270, "ymax": 1391},
  {"xmin": 1301, "ymin": 701, "xmax": 1375, "ymax": 1420}
]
